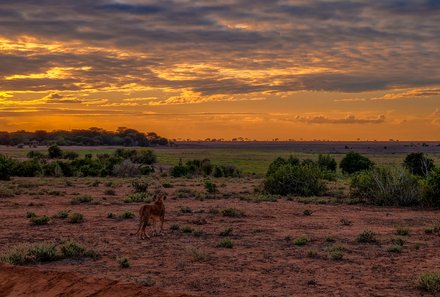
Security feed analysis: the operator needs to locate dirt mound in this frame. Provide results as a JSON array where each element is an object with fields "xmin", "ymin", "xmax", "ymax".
[{"xmin": 0, "ymin": 264, "xmax": 194, "ymax": 297}]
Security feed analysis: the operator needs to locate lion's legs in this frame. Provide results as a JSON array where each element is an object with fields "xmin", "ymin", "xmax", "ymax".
[{"xmin": 140, "ymin": 221, "xmax": 150, "ymax": 239}]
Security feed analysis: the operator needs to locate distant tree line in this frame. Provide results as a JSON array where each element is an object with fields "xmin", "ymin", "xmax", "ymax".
[{"xmin": 0, "ymin": 127, "xmax": 169, "ymax": 147}]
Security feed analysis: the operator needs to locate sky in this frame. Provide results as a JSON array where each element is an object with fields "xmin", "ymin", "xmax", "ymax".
[{"xmin": 1, "ymin": 0, "xmax": 440, "ymax": 140}]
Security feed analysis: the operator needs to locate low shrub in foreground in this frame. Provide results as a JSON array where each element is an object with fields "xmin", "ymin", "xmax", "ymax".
[
  {"xmin": 118, "ymin": 257, "xmax": 130, "ymax": 268},
  {"xmin": 222, "ymin": 208, "xmax": 244, "ymax": 218},
  {"xmin": 217, "ymin": 239, "xmax": 233, "ymax": 248},
  {"xmin": 0, "ymin": 241, "xmax": 96, "ymax": 265},
  {"xmin": 417, "ymin": 271, "xmax": 440, "ymax": 292},
  {"xmin": 30, "ymin": 215, "xmax": 50, "ymax": 226},
  {"xmin": 123, "ymin": 192, "xmax": 152, "ymax": 203},
  {"xmin": 68, "ymin": 213, "xmax": 84, "ymax": 224},
  {"xmin": 70, "ymin": 195, "xmax": 93, "ymax": 205},
  {"xmin": 357, "ymin": 230, "xmax": 377, "ymax": 243}
]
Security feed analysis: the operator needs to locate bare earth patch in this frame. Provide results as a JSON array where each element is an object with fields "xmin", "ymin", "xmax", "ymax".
[{"xmin": 1, "ymin": 177, "xmax": 440, "ymax": 296}]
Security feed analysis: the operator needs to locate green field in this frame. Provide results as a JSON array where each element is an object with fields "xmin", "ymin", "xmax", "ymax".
[{"xmin": 3, "ymin": 144, "xmax": 440, "ymax": 175}]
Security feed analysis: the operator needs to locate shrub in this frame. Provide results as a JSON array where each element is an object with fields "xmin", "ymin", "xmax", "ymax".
[
  {"xmin": 357, "ymin": 230, "xmax": 377, "ymax": 243},
  {"xmin": 204, "ymin": 180, "xmax": 218, "ymax": 193},
  {"xmin": 112, "ymin": 160, "xmax": 140, "ymax": 177},
  {"xmin": 303, "ymin": 209, "xmax": 312, "ymax": 216},
  {"xmin": 422, "ymin": 168, "xmax": 440, "ymax": 207},
  {"xmin": 104, "ymin": 189, "xmax": 116, "ymax": 196},
  {"xmin": 131, "ymin": 179, "xmax": 148, "ymax": 193},
  {"xmin": 340, "ymin": 151, "xmax": 374, "ymax": 174},
  {"xmin": 123, "ymin": 192, "xmax": 152, "ymax": 203},
  {"xmin": 350, "ymin": 167, "xmax": 422, "ymax": 206},
  {"xmin": 396, "ymin": 227, "xmax": 409, "ymax": 236},
  {"xmin": 0, "ymin": 187, "xmax": 15, "ymax": 198},
  {"xmin": 219, "ymin": 227, "xmax": 233, "ymax": 237},
  {"xmin": 12, "ymin": 159, "xmax": 42, "ymax": 177},
  {"xmin": 181, "ymin": 226, "xmax": 193, "ymax": 233},
  {"xmin": 180, "ymin": 206, "xmax": 192, "ymax": 213},
  {"xmin": 318, "ymin": 154, "xmax": 337, "ymax": 172},
  {"xmin": 53, "ymin": 210, "xmax": 69, "ymax": 219},
  {"xmin": 27, "ymin": 151, "xmax": 46, "ymax": 159},
  {"xmin": 217, "ymin": 239, "xmax": 233, "ymax": 248},
  {"xmin": 0, "ymin": 154, "xmax": 15, "ymax": 180},
  {"xmin": 264, "ymin": 163, "xmax": 326, "ymax": 196},
  {"xmin": 30, "ymin": 215, "xmax": 50, "ymax": 226},
  {"xmin": 417, "ymin": 271, "xmax": 440, "ymax": 292},
  {"xmin": 136, "ymin": 149, "xmax": 157, "ymax": 165},
  {"xmin": 26, "ymin": 211, "xmax": 37, "ymax": 218},
  {"xmin": 386, "ymin": 244, "xmax": 402, "ymax": 253},
  {"xmin": 118, "ymin": 257, "xmax": 130, "ymax": 268},
  {"xmin": 68, "ymin": 213, "xmax": 84, "ymax": 224},
  {"xmin": 328, "ymin": 245, "xmax": 344, "ymax": 260},
  {"xmin": 404, "ymin": 153, "xmax": 434, "ymax": 177},
  {"xmin": 222, "ymin": 208, "xmax": 244, "ymax": 218},
  {"xmin": 294, "ymin": 236, "xmax": 308, "ymax": 246},
  {"xmin": 170, "ymin": 224, "xmax": 180, "ymax": 231},
  {"xmin": 0, "ymin": 242, "xmax": 57, "ymax": 265},
  {"xmin": 186, "ymin": 246, "xmax": 209, "ymax": 262},
  {"xmin": 48, "ymin": 145, "xmax": 63, "ymax": 159},
  {"xmin": 70, "ymin": 195, "xmax": 93, "ymax": 205},
  {"xmin": 340, "ymin": 218, "xmax": 352, "ymax": 226},
  {"xmin": 119, "ymin": 211, "xmax": 135, "ymax": 219},
  {"xmin": 60, "ymin": 241, "xmax": 86, "ymax": 258},
  {"xmin": 63, "ymin": 151, "xmax": 79, "ymax": 160}
]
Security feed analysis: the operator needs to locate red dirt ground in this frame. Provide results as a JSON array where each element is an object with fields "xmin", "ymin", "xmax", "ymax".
[{"xmin": 1, "ymin": 177, "xmax": 440, "ymax": 296}]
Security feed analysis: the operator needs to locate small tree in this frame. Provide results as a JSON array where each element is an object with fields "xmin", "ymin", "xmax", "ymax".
[
  {"xmin": 0, "ymin": 154, "xmax": 15, "ymax": 180},
  {"xmin": 48, "ymin": 145, "xmax": 63, "ymax": 159},
  {"xmin": 403, "ymin": 152, "xmax": 434, "ymax": 177},
  {"xmin": 340, "ymin": 151, "xmax": 374, "ymax": 174}
]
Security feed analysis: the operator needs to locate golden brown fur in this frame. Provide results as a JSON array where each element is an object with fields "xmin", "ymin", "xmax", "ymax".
[{"xmin": 133, "ymin": 194, "xmax": 166, "ymax": 239}]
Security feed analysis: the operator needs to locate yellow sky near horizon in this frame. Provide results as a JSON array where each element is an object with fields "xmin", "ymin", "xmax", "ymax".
[{"xmin": 1, "ymin": 1, "xmax": 440, "ymax": 140}]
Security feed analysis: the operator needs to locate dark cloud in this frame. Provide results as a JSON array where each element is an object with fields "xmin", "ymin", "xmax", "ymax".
[{"xmin": 0, "ymin": 0, "xmax": 439, "ymax": 96}]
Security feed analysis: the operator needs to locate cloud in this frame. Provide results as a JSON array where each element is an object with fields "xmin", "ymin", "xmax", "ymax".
[
  {"xmin": 335, "ymin": 88, "xmax": 440, "ymax": 102},
  {"xmin": 44, "ymin": 93, "xmax": 83, "ymax": 104},
  {"xmin": 295, "ymin": 114, "xmax": 386, "ymax": 124},
  {"xmin": 0, "ymin": 0, "xmax": 439, "ymax": 99}
]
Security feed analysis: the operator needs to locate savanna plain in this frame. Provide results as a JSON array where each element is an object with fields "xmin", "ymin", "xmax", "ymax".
[{"xmin": 1, "ymin": 141, "xmax": 440, "ymax": 297}]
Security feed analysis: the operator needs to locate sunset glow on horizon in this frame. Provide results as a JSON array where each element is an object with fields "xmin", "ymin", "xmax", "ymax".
[{"xmin": 1, "ymin": 1, "xmax": 440, "ymax": 140}]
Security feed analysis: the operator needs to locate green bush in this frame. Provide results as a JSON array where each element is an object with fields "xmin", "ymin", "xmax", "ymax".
[
  {"xmin": 417, "ymin": 272, "xmax": 440, "ymax": 292},
  {"xmin": 318, "ymin": 154, "xmax": 337, "ymax": 172},
  {"xmin": 60, "ymin": 241, "xmax": 86, "ymax": 258},
  {"xmin": 340, "ymin": 151, "xmax": 374, "ymax": 174},
  {"xmin": 30, "ymin": 215, "xmax": 50, "ymax": 226},
  {"xmin": 123, "ymin": 192, "xmax": 152, "ymax": 203},
  {"xmin": 12, "ymin": 159, "xmax": 42, "ymax": 177},
  {"xmin": 217, "ymin": 239, "xmax": 233, "ymax": 248},
  {"xmin": 204, "ymin": 180, "xmax": 218, "ymax": 193},
  {"xmin": 294, "ymin": 236, "xmax": 308, "ymax": 246},
  {"xmin": 131, "ymin": 179, "xmax": 148, "ymax": 193},
  {"xmin": 112, "ymin": 160, "xmax": 140, "ymax": 177},
  {"xmin": 118, "ymin": 257, "xmax": 130, "ymax": 268},
  {"xmin": 266, "ymin": 156, "xmax": 299, "ymax": 176},
  {"xmin": 135, "ymin": 149, "xmax": 157, "ymax": 165},
  {"xmin": 48, "ymin": 145, "xmax": 63, "ymax": 159},
  {"xmin": 70, "ymin": 195, "xmax": 93, "ymax": 205},
  {"xmin": 68, "ymin": 213, "xmax": 84, "ymax": 224},
  {"xmin": 0, "ymin": 154, "xmax": 15, "ymax": 180},
  {"xmin": 357, "ymin": 230, "xmax": 377, "ymax": 243},
  {"xmin": 119, "ymin": 211, "xmax": 135, "ymax": 219},
  {"xmin": 63, "ymin": 151, "xmax": 79, "ymax": 160},
  {"xmin": 350, "ymin": 167, "xmax": 422, "ymax": 206},
  {"xmin": 422, "ymin": 168, "xmax": 440, "ymax": 207},
  {"xmin": 221, "ymin": 208, "xmax": 244, "ymax": 217},
  {"xmin": 404, "ymin": 152, "xmax": 434, "ymax": 177},
  {"xmin": 0, "ymin": 242, "xmax": 57, "ymax": 265},
  {"xmin": 219, "ymin": 227, "xmax": 233, "ymax": 236},
  {"xmin": 53, "ymin": 210, "xmax": 69, "ymax": 219},
  {"xmin": 264, "ymin": 163, "xmax": 326, "ymax": 196}
]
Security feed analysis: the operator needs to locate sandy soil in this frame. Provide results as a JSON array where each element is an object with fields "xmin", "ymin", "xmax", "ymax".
[{"xmin": 1, "ymin": 177, "xmax": 440, "ymax": 296}]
